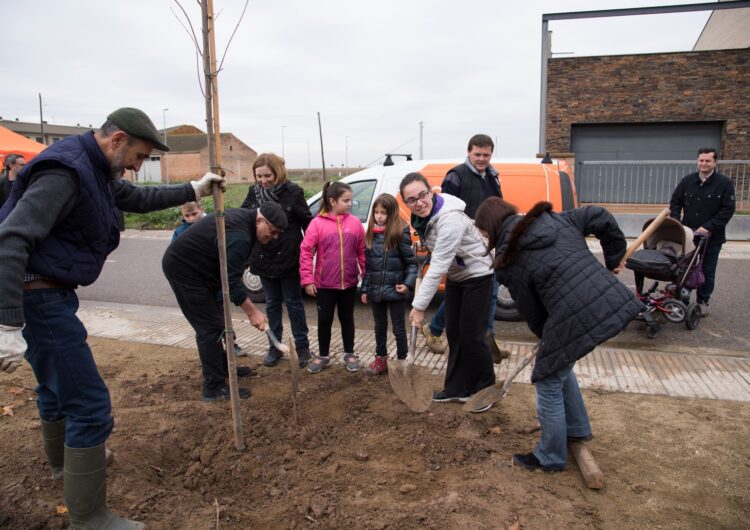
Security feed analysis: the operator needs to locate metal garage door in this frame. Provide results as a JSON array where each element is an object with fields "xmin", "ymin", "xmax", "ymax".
[{"xmin": 572, "ymin": 122, "xmax": 722, "ymax": 203}]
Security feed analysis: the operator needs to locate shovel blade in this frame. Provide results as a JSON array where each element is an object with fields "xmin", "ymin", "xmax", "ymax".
[
  {"xmin": 462, "ymin": 385, "xmax": 504, "ymax": 412},
  {"xmin": 388, "ymin": 359, "xmax": 432, "ymax": 413}
]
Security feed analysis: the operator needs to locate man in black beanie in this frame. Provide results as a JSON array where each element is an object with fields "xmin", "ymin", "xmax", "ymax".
[
  {"xmin": 162, "ymin": 202, "xmax": 287, "ymax": 401},
  {"xmin": 0, "ymin": 107, "xmax": 225, "ymax": 529}
]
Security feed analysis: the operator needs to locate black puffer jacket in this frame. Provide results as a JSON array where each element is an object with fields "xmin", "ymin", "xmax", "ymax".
[
  {"xmin": 494, "ymin": 203, "xmax": 643, "ymax": 382},
  {"xmin": 240, "ymin": 182, "xmax": 312, "ymax": 278},
  {"xmin": 360, "ymin": 225, "xmax": 418, "ymax": 303}
]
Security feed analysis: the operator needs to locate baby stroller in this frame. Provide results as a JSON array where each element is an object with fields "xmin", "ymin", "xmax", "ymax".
[{"xmin": 625, "ymin": 216, "xmax": 708, "ymax": 335}]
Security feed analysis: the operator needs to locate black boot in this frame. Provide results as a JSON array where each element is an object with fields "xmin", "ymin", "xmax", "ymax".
[
  {"xmin": 64, "ymin": 444, "xmax": 145, "ymax": 529},
  {"xmin": 41, "ymin": 418, "xmax": 66, "ymax": 480}
]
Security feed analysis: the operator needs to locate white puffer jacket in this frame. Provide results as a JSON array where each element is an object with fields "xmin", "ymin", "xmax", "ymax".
[{"xmin": 412, "ymin": 194, "xmax": 493, "ymax": 311}]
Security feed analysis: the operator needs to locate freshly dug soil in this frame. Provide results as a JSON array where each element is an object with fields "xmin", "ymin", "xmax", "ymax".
[{"xmin": 1, "ymin": 338, "xmax": 748, "ymax": 529}]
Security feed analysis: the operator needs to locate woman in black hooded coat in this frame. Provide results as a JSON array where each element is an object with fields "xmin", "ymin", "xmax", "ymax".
[{"xmin": 475, "ymin": 198, "xmax": 656, "ymax": 471}]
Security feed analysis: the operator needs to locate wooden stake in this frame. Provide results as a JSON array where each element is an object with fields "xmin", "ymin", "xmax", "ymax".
[
  {"xmin": 202, "ymin": 0, "xmax": 244, "ymax": 451},
  {"xmin": 568, "ymin": 441, "xmax": 605, "ymax": 490}
]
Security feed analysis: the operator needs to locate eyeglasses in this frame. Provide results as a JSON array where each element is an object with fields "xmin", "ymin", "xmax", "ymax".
[{"xmin": 404, "ymin": 190, "xmax": 431, "ymax": 206}]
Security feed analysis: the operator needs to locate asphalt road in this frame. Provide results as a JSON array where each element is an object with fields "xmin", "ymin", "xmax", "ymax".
[{"xmin": 77, "ymin": 231, "xmax": 750, "ymax": 357}]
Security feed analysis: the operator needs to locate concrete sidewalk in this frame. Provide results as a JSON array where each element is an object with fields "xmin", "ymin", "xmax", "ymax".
[{"xmin": 78, "ymin": 300, "xmax": 750, "ymax": 403}]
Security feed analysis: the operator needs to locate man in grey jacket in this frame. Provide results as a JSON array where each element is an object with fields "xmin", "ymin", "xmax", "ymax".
[{"xmin": 0, "ymin": 107, "xmax": 223, "ymax": 529}]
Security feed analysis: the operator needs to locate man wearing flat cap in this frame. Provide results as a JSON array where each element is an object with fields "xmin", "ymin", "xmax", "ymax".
[
  {"xmin": 162, "ymin": 202, "xmax": 287, "ymax": 400},
  {"xmin": 0, "ymin": 107, "xmax": 224, "ymax": 528}
]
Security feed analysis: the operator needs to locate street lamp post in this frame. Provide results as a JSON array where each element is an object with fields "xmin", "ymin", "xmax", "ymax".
[
  {"xmin": 345, "ymin": 136, "xmax": 349, "ymax": 176},
  {"xmin": 162, "ymin": 108, "xmax": 169, "ymax": 184},
  {"xmin": 281, "ymin": 125, "xmax": 286, "ymax": 159}
]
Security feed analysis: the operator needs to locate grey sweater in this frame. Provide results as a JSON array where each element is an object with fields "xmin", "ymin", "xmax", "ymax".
[{"xmin": 0, "ymin": 165, "xmax": 195, "ymax": 326}]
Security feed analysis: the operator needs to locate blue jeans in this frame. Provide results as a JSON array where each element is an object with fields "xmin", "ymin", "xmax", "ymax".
[
  {"xmin": 696, "ymin": 242, "xmax": 722, "ymax": 305},
  {"xmin": 23, "ymin": 289, "xmax": 113, "ymax": 448},
  {"xmin": 430, "ymin": 279, "xmax": 499, "ymax": 336},
  {"xmin": 533, "ymin": 363, "xmax": 592, "ymax": 470},
  {"xmin": 261, "ymin": 274, "xmax": 310, "ymax": 355}
]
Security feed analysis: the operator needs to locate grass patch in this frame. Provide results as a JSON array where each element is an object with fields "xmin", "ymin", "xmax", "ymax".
[{"xmin": 124, "ymin": 178, "xmax": 327, "ymax": 230}]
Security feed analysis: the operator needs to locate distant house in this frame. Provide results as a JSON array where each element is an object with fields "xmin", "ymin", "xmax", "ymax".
[
  {"xmin": 155, "ymin": 125, "xmax": 257, "ymax": 184},
  {"xmin": 0, "ymin": 118, "xmax": 92, "ymax": 145}
]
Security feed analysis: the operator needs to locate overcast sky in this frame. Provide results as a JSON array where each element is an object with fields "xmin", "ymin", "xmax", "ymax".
[{"xmin": 2, "ymin": 0, "xmax": 712, "ymax": 170}]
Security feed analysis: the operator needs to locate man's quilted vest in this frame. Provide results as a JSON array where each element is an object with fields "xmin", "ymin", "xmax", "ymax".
[
  {"xmin": 0, "ymin": 131, "xmax": 120, "ymax": 286},
  {"xmin": 448, "ymin": 163, "xmax": 501, "ymax": 219}
]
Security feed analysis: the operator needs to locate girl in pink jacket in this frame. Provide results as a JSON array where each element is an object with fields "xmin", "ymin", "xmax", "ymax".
[{"xmin": 300, "ymin": 181, "xmax": 366, "ymax": 374}]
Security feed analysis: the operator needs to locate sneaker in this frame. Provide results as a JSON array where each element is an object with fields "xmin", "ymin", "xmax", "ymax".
[
  {"xmin": 368, "ymin": 356, "xmax": 388, "ymax": 375},
  {"xmin": 236, "ymin": 366, "xmax": 256, "ymax": 378},
  {"xmin": 343, "ymin": 353, "xmax": 360, "ymax": 372},
  {"xmin": 263, "ymin": 349, "xmax": 284, "ymax": 367},
  {"xmin": 297, "ymin": 350, "xmax": 312, "ymax": 369},
  {"xmin": 512, "ymin": 452, "xmax": 564, "ymax": 472},
  {"xmin": 432, "ymin": 390, "xmax": 469, "ymax": 403},
  {"xmin": 233, "ymin": 343, "xmax": 248, "ymax": 357},
  {"xmin": 422, "ymin": 324, "xmax": 446, "ymax": 354},
  {"xmin": 306, "ymin": 355, "xmax": 331, "ymax": 374},
  {"xmin": 698, "ymin": 302, "xmax": 709, "ymax": 317},
  {"xmin": 202, "ymin": 384, "xmax": 251, "ymax": 401}
]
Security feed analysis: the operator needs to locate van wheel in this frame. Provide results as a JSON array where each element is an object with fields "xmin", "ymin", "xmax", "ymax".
[
  {"xmin": 495, "ymin": 284, "xmax": 523, "ymax": 321},
  {"xmin": 242, "ymin": 268, "xmax": 266, "ymax": 303}
]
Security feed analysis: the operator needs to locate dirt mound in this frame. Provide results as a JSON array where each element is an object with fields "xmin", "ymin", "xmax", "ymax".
[{"xmin": 1, "ymin": 338, "xmax": 748, "ymax": 529}]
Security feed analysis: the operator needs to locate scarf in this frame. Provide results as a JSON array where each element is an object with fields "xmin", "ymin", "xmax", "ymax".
[
  {"xmin": 410, "ymin": 194, "xmax": 444, "ymax": 239},
  {"xmin": 372, "ymin": 224, "xmax": 386, "ymax": 234},
  {"xmin": 254, "ymin": 182, "xmax": 283, "ymax": 205}
]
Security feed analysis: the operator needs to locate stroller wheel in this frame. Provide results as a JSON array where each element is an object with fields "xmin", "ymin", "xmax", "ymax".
[
  {"xmin": 662, "ymin": 299, "xmax": 687, "ymax": 323},
  {"xmin": 685, "ymin": 303, "xmax": 701, "ymax": 330}
]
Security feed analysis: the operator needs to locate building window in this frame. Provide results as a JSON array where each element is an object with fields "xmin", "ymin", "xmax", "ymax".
[
  {"xmin": 52, "ymin": 137, "xmax": 60, "ymax": 143},
  {"xmin": 36, "ymin": 137, "xmax": 43, "ymax": 143}
]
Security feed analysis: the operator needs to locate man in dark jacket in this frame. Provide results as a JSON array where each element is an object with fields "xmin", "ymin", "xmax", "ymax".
[
  {"xmin": 669, "ymin": 148, "xmax": 735, "ymax": 316},
  {"xmin": 0, "ymin": 153, "xmax": 26, "ymax": 206},
  {"xmin": 0, "ymin": 107, "xmax": 224, "ymax": 529},
  {"xmin": 476, "ymin": 199, "xmax": 651, "ymax": 471},
  {"xmin": 423, "ymin": 133, "xmax": 504, "ymax": 358},
  {"xmin": 162, "ymin": 203, "xmax": 287, "ymax": 401}
]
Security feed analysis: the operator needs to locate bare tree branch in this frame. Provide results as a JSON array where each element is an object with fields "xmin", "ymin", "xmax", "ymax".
[
  {"xmin": 217, "ymin": 0, "xmax": 250, "ymax": 72},
  {"xmin": 171, "ymin": 1, "xmax": 205, "ymax": 97}
]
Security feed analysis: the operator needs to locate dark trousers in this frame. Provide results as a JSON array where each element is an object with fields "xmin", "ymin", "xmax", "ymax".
[
  {"xmin": 165, "ymin": 276, "xmax": 229, "ymax": 392},
  {"xmin": 316, "ymin": 287, "xmax": 356, "ymax": 357},
  {"xmin": 261, "ymin": 274, "xmax": 310, "ymax": 355},
  {"xmin": 697, "ymin": 241, "xmax": 722, "ymax": 304},
  {"xmin": 371, "ymin": 299, "xmax": 408, "ymax": 359},
  {"xmin": 23, "ymin": 289, "xmax": 113, "ymax": 448},
  {"xmin": 444, "ymin": 275, "xmax": 496, "ymax": 397}
]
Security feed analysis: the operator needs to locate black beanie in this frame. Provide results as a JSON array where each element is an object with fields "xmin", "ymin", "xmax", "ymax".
[{"xmin": 259, "ymin": 202, "xmax": 288, "ymax": 231}]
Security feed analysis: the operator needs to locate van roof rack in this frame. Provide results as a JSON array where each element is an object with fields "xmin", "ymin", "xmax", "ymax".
[{"xmin": 383, "ymin": 153, "xmax": 413, "ymax": 166}]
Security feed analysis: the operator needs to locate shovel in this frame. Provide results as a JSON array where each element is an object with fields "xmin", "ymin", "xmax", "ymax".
[
  {"xmin": 388, "ymin": 324, "xmax": 433, "ymax": 413},
  {"xmin": 462, "ymin": 343, "xmax": 539, "ymax": 413}
]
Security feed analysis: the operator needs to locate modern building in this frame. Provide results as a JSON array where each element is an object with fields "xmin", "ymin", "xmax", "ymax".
[
  {"xmin": 0, "ymin": 118, "xmax": 92, "ymax": 146},
  {"xmin": 541, "ymin": 1, "xmax": 749, "ymax": 206}
]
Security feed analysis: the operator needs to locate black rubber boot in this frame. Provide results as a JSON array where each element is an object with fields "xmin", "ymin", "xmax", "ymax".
[
  {"xmin": 41, "ymin": 418, "xmax": 66, "ymax": 481},
  {"xmin": 64, "ymin": 444, "xmax": 146, "ymax": 529}
]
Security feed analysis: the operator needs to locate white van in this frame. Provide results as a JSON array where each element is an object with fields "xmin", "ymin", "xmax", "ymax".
[{"xmin": 243, "ymin": 157, "xmax": 577, "ymax": 321}]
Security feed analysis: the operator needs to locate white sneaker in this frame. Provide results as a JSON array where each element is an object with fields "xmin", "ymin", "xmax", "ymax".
[{"xmin": 699, "ymin": 302, "xmax": 709, "ymax": 317}]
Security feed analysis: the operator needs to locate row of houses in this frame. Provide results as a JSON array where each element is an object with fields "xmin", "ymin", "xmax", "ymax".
[{"xmin": 0, "ymin": 120, "xmax": 258, "ymax": 184}]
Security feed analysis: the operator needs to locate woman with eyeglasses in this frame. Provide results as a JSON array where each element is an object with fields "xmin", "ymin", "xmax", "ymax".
[{"xmin": 400, "ymin": 172, "xmax": 496, "ymax": 412}]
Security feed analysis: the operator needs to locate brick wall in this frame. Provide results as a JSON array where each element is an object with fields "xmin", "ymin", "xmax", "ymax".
[
  {"xmin": 163, "ymin": 152, "xmax": 202, "ymax": 182},
  {"xmin": 546, "ymin": 49, "xmax": 750, "ymax": 159}
]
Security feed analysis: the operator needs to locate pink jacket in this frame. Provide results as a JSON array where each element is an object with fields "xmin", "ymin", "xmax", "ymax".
[{"xmin": 300, "ymin": 211, "xmax": 366, "ymax": 290}]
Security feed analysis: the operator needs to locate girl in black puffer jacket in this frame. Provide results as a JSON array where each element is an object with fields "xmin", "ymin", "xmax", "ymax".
[{"xmin": 360, "ymin": 194, "xmax": 417, "ymax": 374}]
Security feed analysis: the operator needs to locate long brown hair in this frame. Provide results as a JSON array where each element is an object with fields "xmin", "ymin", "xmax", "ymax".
[
  {"xmin": 481, "ymin": 200, "xmax": 553, "ymax": 269},
  {"xmin": 252, "ymin": 153, "xmax": 288, "ymax": 185},
  {"xmin": 474, "ymin": 197, "xmax": 519, "ymax": 267},
  {"xmin": 365, "ymin": 193, "xmax": 404, "ymax": 251}
]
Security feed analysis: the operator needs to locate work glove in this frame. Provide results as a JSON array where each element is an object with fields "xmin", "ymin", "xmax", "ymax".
[
  {"xmin": 0, "ymin": 324, "xmax": 27, "ymax": 374},
  {"xmin": 190, "ymin": 172, "xmax": 226, "ymax": 199}
]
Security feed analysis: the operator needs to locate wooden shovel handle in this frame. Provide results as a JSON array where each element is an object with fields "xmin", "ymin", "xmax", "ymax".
[{"xmin": 620, "ymin": 207, "xmax": 670, "ymax": 264}]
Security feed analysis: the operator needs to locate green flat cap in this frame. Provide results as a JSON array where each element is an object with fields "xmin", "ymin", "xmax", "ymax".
[{"xmin": 107, "ymin": 107, "xmax": 170, "ymax": 152}]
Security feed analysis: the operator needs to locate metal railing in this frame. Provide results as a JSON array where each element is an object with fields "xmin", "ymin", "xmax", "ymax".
[{"xmin": 577, "ymin": 160, "xmax": 750, "ymax": 209}]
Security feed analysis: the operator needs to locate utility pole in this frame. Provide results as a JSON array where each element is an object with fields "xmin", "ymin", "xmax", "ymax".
[
  {"xmin": 419, "ymin": 121, "xmax": 424, "ymax": 160},
  {"xmin": 307, "ymin": 140, "xmax": 311, "ymax": 177},
  {"xmin": 281, "ymin": 125, "xmax": 286, "ymax": 159},
  {"xmin": 38, "ymin": 93, "xmax": 45, "ymax": 145},
  {"xmin": 317, "ymin": 112, "xmax": 326, "ymax": 182},
  {"xmin": 162, "ymin": 108, "xmax": 170, "ymax": 184},
  {"xmin": 345, "ymin": 136, "xmax": 349, "ymax": 176}
]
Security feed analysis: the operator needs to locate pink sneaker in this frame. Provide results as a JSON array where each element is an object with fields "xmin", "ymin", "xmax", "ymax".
[{"xmin": 368, "ymin": 356, "xmax": 388, "ymax": 375}]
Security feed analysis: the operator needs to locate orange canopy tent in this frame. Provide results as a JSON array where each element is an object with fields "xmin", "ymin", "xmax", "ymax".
[{"xmin": 0, "ymin": 124, "xmax": 47, "ymax": 167}]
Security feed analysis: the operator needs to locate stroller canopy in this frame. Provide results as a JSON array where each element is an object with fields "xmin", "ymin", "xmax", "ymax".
[{"xmin": 641, "ymin": 216, "xmax": 695, "ymax": 255}]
